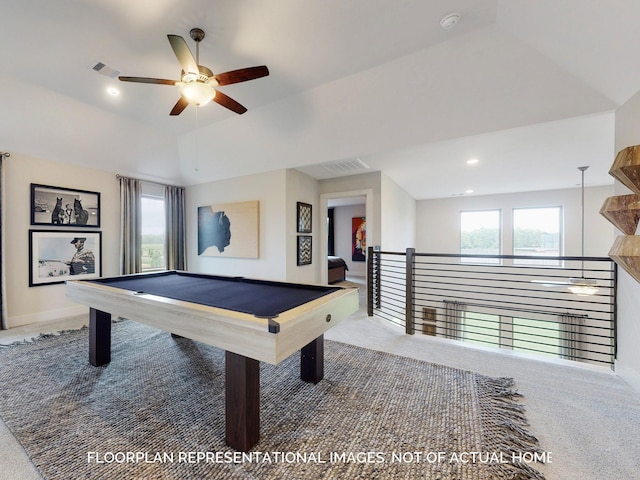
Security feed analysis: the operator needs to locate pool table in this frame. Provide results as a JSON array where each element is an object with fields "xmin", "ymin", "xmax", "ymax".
[{"xmin": 65, "ymin": 270, "xmax": 359, "ymax": 451}]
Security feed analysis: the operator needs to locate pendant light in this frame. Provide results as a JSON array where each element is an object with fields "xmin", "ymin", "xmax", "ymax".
[{"xmin": 568, "ymin": 166, "xmax": 599, "ymax": 296}]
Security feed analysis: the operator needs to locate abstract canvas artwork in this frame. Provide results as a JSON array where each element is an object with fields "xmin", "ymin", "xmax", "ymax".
[
  {"xmin": 352, "ymin": 217, "xmax": 366, "ymax": 262},
  {"xmin": 198, "ymin": 201, "xmax": 259, "ymax": 258}
]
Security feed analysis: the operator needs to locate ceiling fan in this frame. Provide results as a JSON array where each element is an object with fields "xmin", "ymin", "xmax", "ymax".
[
  {"xmin": 531, "ymin": 277, "xmax": 598, "ymax": 295},
  {"xmin": 119, "ymin": 28, "xmax": 269, "ymax": 116},
  {"xmin": 531, "ymin": 166, "xmax": 599, "ymax": 296}
]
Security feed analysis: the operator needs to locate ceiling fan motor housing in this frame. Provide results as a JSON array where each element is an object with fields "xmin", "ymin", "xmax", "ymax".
[{"xmin": 190, "ymin": 28, "xmax": 205, "ymax": 42}]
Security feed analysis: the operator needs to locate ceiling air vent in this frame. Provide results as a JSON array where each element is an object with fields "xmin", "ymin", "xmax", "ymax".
[
  {"xmin": 92, "ymin": 62, "xmax": 120, "ymax": 78},
  {"xmin": 321, "ymin": 158, "xmax": 370, "ymax": 176}
]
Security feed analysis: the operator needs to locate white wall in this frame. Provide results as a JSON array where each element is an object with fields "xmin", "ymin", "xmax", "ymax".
[
  {"xmin": 186, "ymin": 169, "xmax": 289, "ymax": 280},
  {"xmin": 613, "ymin": 90, "xmax": 640, "ymax": 394},
  {"xmin": 285, "ymin": 169, "xmax": 320, "ymax": 283},
  {"xmin": 416, "ymin": 186, "xmax": 614, "ymax": 257},
  {"xmin": 332, "ymin": 203, "xmax": 367, "ymax": 276},
  {"xmin": 186, "ymin": 168, "xmax": 321, "ymax": 284},
  {"xmin": 5, "ymin": 153, "xmax": 120, "ymax": 328},
  {"xmin": 381, "ymin": 173, "xmax": 416, "ymax": 251}
]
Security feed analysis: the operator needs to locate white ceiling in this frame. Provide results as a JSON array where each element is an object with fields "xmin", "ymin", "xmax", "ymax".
[{"xmin": 1, "ymin": 0, "xmax": 638, "ymax": 199}]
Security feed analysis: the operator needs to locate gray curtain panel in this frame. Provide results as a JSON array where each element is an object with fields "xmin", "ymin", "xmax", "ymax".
[
  {"xmin": 443, "ymin": 300, "xmax": 466, "ymax": 340},
  {"xmin": 560, "ymin": 313, "xmax": 586, "ymax": 361},
  {"xmin": 119, "ymin": 176, "xmax": 142, "ymax": 274},
  {"xmin": 164, "ymin": 185, "xmax": 186, "ymax": 270}
]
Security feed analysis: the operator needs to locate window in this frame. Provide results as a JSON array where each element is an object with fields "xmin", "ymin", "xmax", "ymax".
[
  {"xmin": 513, "ymin": 207, "xmax": 562, "ymax": 265},
  {"xmin": 460, "ymin": 210, "xmax": 501, "ymax": 263},
  {"xmin": 460, "ymin": 314, "xmax": 562, "ymax": 357},
  {"xmin": 463, "ymin": 312, "xmax": 501, "ymax": 347},
  {"xmin": 141, "ymin": 193, "xmax": 165, "ymax": 271},
  {"xmin": 512, "ymin": 318, "xmax": 561, "ymax": 358}
]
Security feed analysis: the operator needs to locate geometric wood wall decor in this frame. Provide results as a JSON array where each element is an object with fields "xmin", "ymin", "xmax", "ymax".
[
  {"xmin": 609, "ymin": 235, "xmax": 640, "ymax": 283},
  {"xmin": 609, "ymin": 145, "xmax": 640, "ymax": 194},
  {"xmin": 599, "ymin": 194, "xmax": 640, "ymax": 235}
]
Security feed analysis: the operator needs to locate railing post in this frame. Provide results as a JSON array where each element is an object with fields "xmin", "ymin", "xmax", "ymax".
[
  {"xmin": 375, "ymin": 248, "xmax": 381, "ymax": 309},
  {"xmin": 406, "ymin": 248, "xmax": 415, "ymax": 335},
  {"xmin": 367, "ymin": 246, "xmax": 374, "ymax": 317},
  {"xmin": 613, "ymin": 262, "xmax": 618, "ymax": 361}
]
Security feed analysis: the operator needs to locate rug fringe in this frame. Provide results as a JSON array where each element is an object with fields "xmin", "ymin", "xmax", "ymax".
[
  {"xmin": 0, "ymin": 325, "xmax": 87, "ymax": 349},
  {"xmin": 476, "ymin": 375, "xmax": 547, "ymax": 480}
]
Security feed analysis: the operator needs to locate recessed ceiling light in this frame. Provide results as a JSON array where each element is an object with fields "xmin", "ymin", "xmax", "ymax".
[
  {"xmin": 106, "ymin": 87, "xmax": 120, "ymax": 96},
  {"xmin": 440, "ymin": 13, "xmax": 461, "ymax": 30},
  {"xmin": 466, "ymin": 158, "xmax": 479, "ymax": 165},
  {"xmin": 465, "ymin": 189, "xmax": 474, "ymax": 194}
]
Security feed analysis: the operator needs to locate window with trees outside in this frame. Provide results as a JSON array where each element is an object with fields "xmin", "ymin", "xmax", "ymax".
[
  {"xmin": 460, "ymin": 210, "xmax": 501, "ymax": 263},
  {"xmin": 141, "ymin": 194, "xmax": 165, "ymax": 271},
  {"xmin": 513, "ymin": 206, "xmax": 562, "ymax": 266}
]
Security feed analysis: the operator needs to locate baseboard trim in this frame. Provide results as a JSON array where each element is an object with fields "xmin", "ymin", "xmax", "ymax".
[
  {"xmin": 615, "ymin": 361, "xmax": 640, "ymax": 399},
  {"xmin": 7, "ymin": 305, "xmax": 88, "ymax": 329}
]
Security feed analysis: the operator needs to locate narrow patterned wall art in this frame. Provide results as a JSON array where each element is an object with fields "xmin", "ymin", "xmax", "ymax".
[
  {"xmin": 297, "ymin": 235, "xmax": 312, "ymax": 266},
  {"xmin": 297, "ymin": 202, "xmax": 312, "ymax": 233}
]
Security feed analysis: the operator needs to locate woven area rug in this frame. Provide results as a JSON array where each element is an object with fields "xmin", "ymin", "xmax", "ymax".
[{"xmin": 0, "ymin": 320, "xmax": 545, "ymax": 479}]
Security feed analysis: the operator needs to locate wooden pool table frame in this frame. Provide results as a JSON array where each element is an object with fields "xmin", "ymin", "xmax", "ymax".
[{"xmin": 66, "ymin": 271, "xmax": 359, "ymax": 451}]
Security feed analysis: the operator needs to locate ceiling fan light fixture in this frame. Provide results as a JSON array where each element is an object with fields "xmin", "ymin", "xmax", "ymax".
[
  {"xmin": 120, "ymin": 28, "xmax": 268, "ymax": 115},
  {"xmin": 181, "ymin": 72, "xmax": 198, "ymax": 83},
  {"xmin": 179, "ymin": 81, "xmax": 215, "ymax": 107}
]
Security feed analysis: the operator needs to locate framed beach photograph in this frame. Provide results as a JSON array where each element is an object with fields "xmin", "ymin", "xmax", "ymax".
[
  {"xmin": 31, "ymin": 183, "xmax": 101, "ymax": 227},
  {"xmin": 297, "ymin": 202, "xmax": 312, "ymax": 233},
  {"xmin": 29, "ymin": 230, "xmax": 102, "ymax": 286}
]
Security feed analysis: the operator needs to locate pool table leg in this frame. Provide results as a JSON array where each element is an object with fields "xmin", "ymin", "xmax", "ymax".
[
  {"xmin": 89, "ymin": 308, "xmax": 111, "ymax": 366},
  {"xmin": 225, "ymin": 351, "xmax": 260, "ymax": 451},
  {"xmin": 300, "ymin": 334, "xmax": 324, "ymax": 384}
]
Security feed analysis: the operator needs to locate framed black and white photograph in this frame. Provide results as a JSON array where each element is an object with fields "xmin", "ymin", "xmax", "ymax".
[
  {"xmin": 297, "ymin": 202, "xmax": 312, "ymax": 233},
  {"xmin": 31, "ymin": 183, "xmax": 101, "ymax": 227},
  {"xmin": 297, "ymin": 235, "xmax": 312, "ymax": 266},
  {"xmin": 29, "ymin": 230, "xmax": 102, "ymax": 286}
]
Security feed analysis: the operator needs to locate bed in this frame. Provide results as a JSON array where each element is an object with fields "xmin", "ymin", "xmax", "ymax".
[{"xmin": 328, "ymin": 256, "xmax": 349, "ymax": 284}]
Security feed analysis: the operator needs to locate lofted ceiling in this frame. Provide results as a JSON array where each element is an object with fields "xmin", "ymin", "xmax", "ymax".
[{"xmin": 1, "ymin": 0, "xmax": 639, "ymax": 199}]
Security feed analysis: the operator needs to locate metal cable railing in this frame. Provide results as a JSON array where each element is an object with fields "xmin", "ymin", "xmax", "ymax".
[{"xmin": 367, "ymin": 247, "xmax": 616, "ymax": 368}]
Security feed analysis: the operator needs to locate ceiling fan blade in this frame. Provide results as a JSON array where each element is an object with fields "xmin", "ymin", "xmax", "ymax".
[
  {"xmin": 169, "ymin": 97, "xmax": 189, "ymax": 116},
  {"xmin": 167, "ymin": 34, "xmax": 199, "ymax": 75},
  {"xmin": 119, "ymin": 76, "xmax": 176, "ymax": 86},
  {"xmin": 214, "ymin": 66, "xmax": 269, "ymax": 86},
  {"xmin": 213, "ymin": 90, "xmax": 247, "ymax": 114},
  {"xmin": 531, "ymin": 280, "xmax": 570, "ymax": 287}
]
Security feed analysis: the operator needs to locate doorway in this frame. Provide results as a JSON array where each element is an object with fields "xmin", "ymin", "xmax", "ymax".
[{"xmin": 319, "ymin": 189, "xmax": 373, "ymax": 288}]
